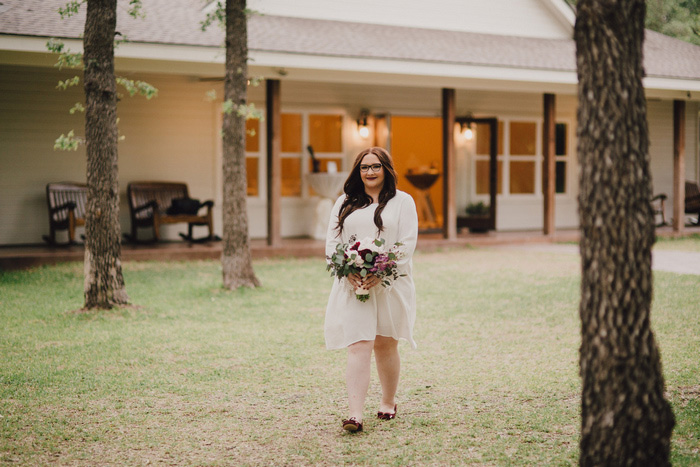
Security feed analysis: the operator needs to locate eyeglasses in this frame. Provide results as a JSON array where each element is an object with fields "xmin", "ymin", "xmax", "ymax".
[{"xmin": 360, "ymin": 163, "xmax": 383, "ymax": 173}]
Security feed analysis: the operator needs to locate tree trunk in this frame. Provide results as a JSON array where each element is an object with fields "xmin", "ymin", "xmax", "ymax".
[
  {"xmin": 575, "ymin": 1, "xmax": 674, "ymax": 465},
  {"xmin": 221, "ymin": 0, "xmax": 260, "ymax": 290},
  {"xmin": 82, "ymin": 0, "xmax": 129, "ymax": 309}
]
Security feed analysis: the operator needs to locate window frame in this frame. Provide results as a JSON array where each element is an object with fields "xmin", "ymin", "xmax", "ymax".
[
  {"xmin": 244, "ymin": 108, "xmax": 347, "ymax": 200},
  {"xmin": 471, "ymin": 116, "xmax": 573, "ymax": 200},
  {"xmin": 304, "ymin": 110, "xmax": 347, "ymax": 197},
  {"xmin": 245, "ymin": 116, "xmax": 265, "ymax": 200}
]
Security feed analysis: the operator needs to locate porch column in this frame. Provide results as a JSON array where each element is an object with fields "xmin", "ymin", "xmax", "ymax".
[
  {"xmin": 673, "ymin": 99, "xmax": 685, "ymax": 233},
  {"xmin": 543, "ymin": 93, "xmax": 556, "ymax": 235},
  {"xmin": 442, "ymin": 88, "xmax": 457, "ymax": 240},
  {"xmin": 266, "ymin": 79, "xmax": 282, "ymax": 246}
]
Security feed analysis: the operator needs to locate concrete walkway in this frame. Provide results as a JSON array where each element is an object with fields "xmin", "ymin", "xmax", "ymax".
[{"xmin": 504, "ymin": 243, "xmax": 700, "ymax": 276}]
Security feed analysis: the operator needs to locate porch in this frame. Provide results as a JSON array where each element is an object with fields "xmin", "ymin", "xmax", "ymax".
[{"xmin": 1, "ymin": 226, "xmax": 695, "ymax": 271}]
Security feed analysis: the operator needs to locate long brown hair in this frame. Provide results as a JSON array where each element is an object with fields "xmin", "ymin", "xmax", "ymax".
[{"xmin": 336, "ymin": 147, "xmax": 398, "ymax": 236}]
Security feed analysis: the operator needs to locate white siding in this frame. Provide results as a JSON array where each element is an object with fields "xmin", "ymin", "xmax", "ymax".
[
  {"xmin": 0, "ymin": 65, "xmax": 221, "ymax": 244},
  {"xmin": 3, "ymin": 65, "xmax": 696, "ymax": 245},
  {"xmin": 247, "ymin": 0, "xmax": 573, "ymax": 39},
  {"xmin": 250, "ymin": 83, "xmax": 584, "ymax": 232},
  {"xmin": 1, "ymin": 66, "xmax": 87, "ymax": 244},
  {"xmin": 648, "ymin": 100, "xmax": 700, "ymax": 216}
]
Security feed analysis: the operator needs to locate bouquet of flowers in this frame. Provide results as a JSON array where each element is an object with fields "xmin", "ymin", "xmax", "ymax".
[{"xmin": 327, "ymin": 235, "xmax": 405, "ymax": 302}]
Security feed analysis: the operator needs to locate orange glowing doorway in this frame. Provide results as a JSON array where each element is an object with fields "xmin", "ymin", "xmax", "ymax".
[{"xmin": 380, "ymin": 115, "xmax": 444, "ymax": 231}]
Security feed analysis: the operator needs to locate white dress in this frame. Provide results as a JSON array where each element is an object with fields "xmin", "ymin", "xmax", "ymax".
[{"xmin": 324, "ymin": 190, "xmax": 418, "ymax": 350}]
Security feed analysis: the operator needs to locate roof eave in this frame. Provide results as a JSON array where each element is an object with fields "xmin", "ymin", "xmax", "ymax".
[
  {"xmin": 2, "ymin": 34, "xmax": 700, "ymax": 100},
  {"xmin": 539, "ymin": 0, "xmax": 575, "ymax": 35}
]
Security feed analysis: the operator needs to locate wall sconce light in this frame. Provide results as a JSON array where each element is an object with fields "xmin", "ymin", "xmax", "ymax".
[
  {"xmin": 357, "ymin": 109, "xmax": 370, "ymax": 139},
  {"xmin": 461, "ymin": 122, "xmax": 474, "ymax": 141}
]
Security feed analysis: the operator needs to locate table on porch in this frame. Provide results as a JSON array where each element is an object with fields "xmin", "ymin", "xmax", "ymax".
[{"xmin": 306, "ymin": 172, "xmax": 348, "ymax": 240}]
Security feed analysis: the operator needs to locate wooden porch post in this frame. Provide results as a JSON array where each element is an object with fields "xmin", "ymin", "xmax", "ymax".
[
  {"xmin": 266, "ymin": 79, "xmax": 282, "ymax": 246},
  {"xmin": 442, "ymin": 88, "xmax": 456, "ymax": 240},
  {"xmin": 673, "ymin": 99, "xmax": 685, "ymax": 233},
  {"xmin": 543, "ymin": 93, "xmax": 556, "ymax": 235}
]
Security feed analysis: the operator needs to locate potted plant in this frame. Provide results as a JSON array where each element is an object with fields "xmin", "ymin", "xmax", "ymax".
[
  {"xmin": 465, "ymin": 201, "xmax": 489, "ymax": 217},
  {"xmin": 458, "ymin": 202, "xmax": 492, "ymax": 232}
]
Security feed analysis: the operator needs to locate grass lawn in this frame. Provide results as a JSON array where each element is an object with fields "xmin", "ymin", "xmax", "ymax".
[
  {"xmin": 1, "ymin": 241, "xmax": 698, "ymax": 465},
  {"xmin": 656, "ymin": 232, "xmax": 700, "ymax": 252}
]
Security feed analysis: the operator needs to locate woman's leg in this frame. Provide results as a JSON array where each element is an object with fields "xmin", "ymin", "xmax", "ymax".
[
  {"xmin": 346, "ymin": 340, "xmax": 374, "ymax": 422},
  {"xmin": 374, "ymin": 336, "xmax": 400, "ymax": 414}
]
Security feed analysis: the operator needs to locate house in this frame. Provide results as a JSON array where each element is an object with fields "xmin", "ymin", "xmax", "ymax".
[{"xmin": 1, "ymin": 0, "xmax": 699, "ymax": 246}]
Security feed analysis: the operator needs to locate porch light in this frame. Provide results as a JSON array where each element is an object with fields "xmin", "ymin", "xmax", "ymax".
[
  {"xmin": 461, "ymin": 122, "xmax": 474, "ymax": 141},
  {"xmin": 357, "ymin": 109, "xmax": 370, "ymax": 139}
]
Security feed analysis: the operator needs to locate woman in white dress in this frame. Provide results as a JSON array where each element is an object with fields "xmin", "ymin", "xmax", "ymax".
[{"xmin": 324, "ymin": 147, "xmax": 418, "ymax": 433}]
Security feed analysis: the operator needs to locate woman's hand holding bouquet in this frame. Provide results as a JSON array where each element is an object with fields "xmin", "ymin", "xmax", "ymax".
[{"xmin": 327, "ymin": 235, "xmax": 405, "ymax": 302}]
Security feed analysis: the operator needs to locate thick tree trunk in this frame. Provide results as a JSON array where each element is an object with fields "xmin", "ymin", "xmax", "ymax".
[
  {"xmin": 575, "ymin": 1, "xmax": 674, "ymax": 465},
  {"xmin": 82, "ymin": 0, "xmax": 129, "ymax": 309},
  {"xmin": 221, "ymin": 0, "xmax": 260, "ymax": 289}
]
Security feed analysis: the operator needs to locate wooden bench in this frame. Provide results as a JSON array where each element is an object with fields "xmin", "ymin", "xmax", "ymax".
[
  {"xmin": 651, "ymin": 193, "xmax": 668, "ymax": 227},
  {"xmin": 127, "ymin": 181, "xmax": 215, "ymax": 243},
  {"xmin": 43, "ymin": 182, "xmax": 87, "ymax": 245},
  {"xmin": 687, "ymin": 180, "xmax": 700, "ymax": 225}
]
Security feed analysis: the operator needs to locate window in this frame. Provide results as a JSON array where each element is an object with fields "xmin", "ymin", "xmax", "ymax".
[
  {"xmin": 281, "ymin": 113, "xmax": 303, "ymax": 197},
  {"xmin": 509, "ymin": 121, "xmax": 537, "ymax": 194},
  {"xmin": 473, "ymin": 119, "xmax": 570, "ymax": 198},
  {"xmin": 475, "ymin": 121, "xmax": 503, "ymax": 195},
  {"xmin": 309, "ymin": 114, "xmax": 342, "ymax": 152},
  {"xmin": 555, "ymin": 123, "xmax": 568, "ymax": 194},
  {"xmin": 243, "ymin": 111, "xmax": 346, "ymax": 199},
  {"xmin": 541, "ymin": 122, "xmax": 569, "ymax": 194},
  {"xmin": 278, "ymin": 112, "xmax": 345, "ymax": 198},
  {"xmin": 245, "ymin": 118, "xmax": 261, "ymax": 197},
  {"xmin": 307, "ymin": 113, "xmax": 345, "ymax": 196}
]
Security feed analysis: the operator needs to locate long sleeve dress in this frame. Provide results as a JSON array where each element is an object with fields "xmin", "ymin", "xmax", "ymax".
[{"xmin": 324, "ymin": 190, "xmax": 418, "ymax": 350}]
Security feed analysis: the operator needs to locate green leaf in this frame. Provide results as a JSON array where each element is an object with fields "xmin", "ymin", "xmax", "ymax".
[
  {"xmin": 46, "ymin": 38, "xmax": 65, "ymax": 54},
  {"xmin": 47, "ymin": 39, "xmax": 82, "ymax": 70},
  {"xmin": 116, "ymin": 77, "xmax": 158, "ymax": 99},
  {"xmin": 248, "ymin": 76, "xmax": 264, "ymax": 87},
  {"xmin": 68, "ymin": 102, "xmax": 85, "ymax": 114},
  {"xmin": 56, "ymin": 76, "xmax": 81, "ymax": 90},
  {"xmin": 365, "ymin": 253, "xmax": 373, "ymax": 262},
  {"xmin": 200, "ymin": 1, "xmax": 225, "ymax": 32},
  {"xmin": 53, "ymin": 130, "xmax": 82, "ymax": 151},
  {"xmin": 222, "ymin": 99, "xmax": 235, "ymax": 115},
  {"xmin": 58, "ymin": 1, "xmax": 85, "ymax": 19},
  {"xmin": 128, "ymin": 0, "xmax": 145, "ymax": 19},
  {"xmin": 360, "ymin": 269, "xmax": 367, "ymax": 278}
]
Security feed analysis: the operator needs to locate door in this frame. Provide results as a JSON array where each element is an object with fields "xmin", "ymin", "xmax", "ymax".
[
  {"xmin": 387, "ymin": 116, "xmax": 444, "ymax": 232},
  {"xmin": 458, "ymin": 117, "xmax": 498, "ymax": 231}
]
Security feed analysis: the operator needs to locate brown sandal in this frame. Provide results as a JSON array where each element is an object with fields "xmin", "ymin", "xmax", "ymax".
[
  {"xmin": 377, "ymin": 404, "xmax": 397, "ymax": 420},
  {"xmin": 342, "ymin": 417, "xmax": 363, "ymax": 432}
]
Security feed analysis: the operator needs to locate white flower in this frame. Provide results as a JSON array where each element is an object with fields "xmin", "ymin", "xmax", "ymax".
[
  {"xmin": 389, "ymin": 243, "xmax": 405, "ymax": 259},
  {"xmin": 354, "ymin": 254, "xmax": 365, "ymax": 267},
  {"xmin": 359, "ymin": 237, "xmax": 384, "ymax": 254}
]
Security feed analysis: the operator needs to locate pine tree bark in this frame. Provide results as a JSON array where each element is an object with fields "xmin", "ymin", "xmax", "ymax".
[
  {"xmin": 82, "ymin": 0, "xmax": 129, "ymax": 308},
  {"xmin": 575, "ymin": 1, "xmax": 674, "ymax": 465},
  {"xmin": 221, "ymin": 0, "xmax": 260, "ymax": 289}
]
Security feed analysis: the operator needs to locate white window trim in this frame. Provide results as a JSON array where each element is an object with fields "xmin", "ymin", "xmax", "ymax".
[
  {"xmin": 471, "ymin": 116, "xmax": 573, "ymax": 201},
  {"xmin": 240, "ymin": 108, "xmax": 348, "ymax": 200},
  {"xmin": 280, "ymin": 108, "xmax": 347, "ymax": 199},
  {"xmin": 245, "ymin": 113, "xmax": 266, "ymax": 201}
]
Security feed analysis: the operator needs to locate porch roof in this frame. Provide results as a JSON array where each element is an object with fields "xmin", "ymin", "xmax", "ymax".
[{"xmin": 1, "ymin": 0, "xmax": 700, "ymax": 94}]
